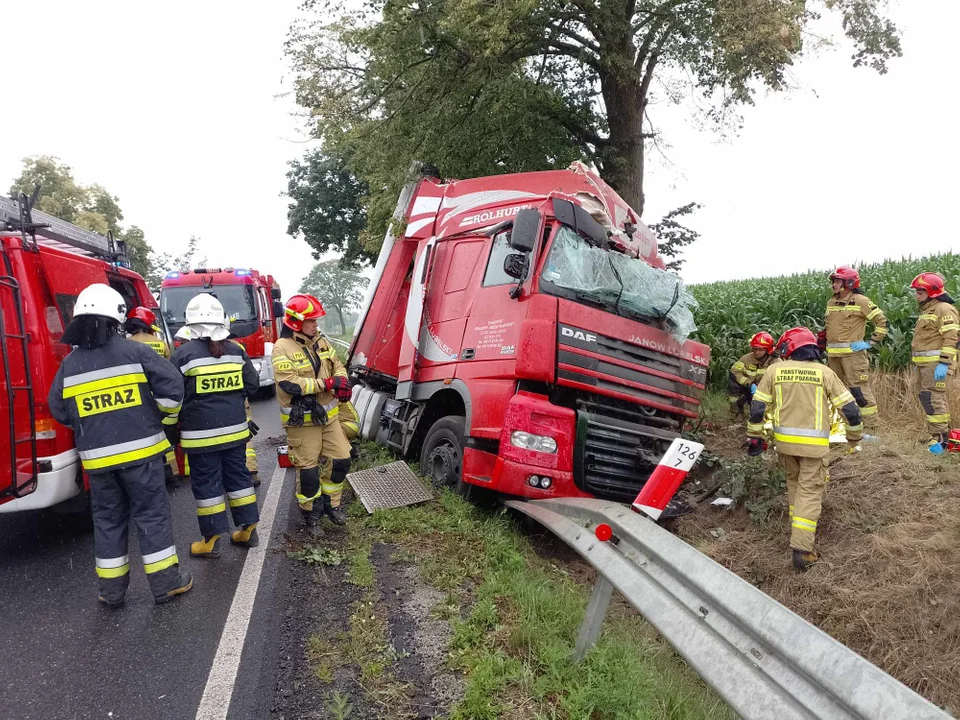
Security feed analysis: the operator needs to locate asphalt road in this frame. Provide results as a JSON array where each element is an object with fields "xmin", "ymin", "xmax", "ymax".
[{"xmin": 0, "ymin": 395, "xmax": 291, "ymax": 720}]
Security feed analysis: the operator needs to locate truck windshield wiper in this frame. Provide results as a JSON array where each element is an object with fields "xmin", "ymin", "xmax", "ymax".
[{"xmin": 574, "ymin": 292, "xmax": 612, "ymax": 311}]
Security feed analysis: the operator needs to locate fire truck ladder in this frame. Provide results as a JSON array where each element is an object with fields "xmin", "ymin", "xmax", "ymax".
[
  {"xmin": 0, "ymin": 192, "xmax": 41, "ymax": 498},
  {"xmin": 0, "ymin": 188, "xmax": 127, "ymax": 261}
]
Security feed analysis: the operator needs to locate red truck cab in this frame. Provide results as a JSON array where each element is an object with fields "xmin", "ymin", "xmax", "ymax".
[
  {"xmin": 0, "ymin": 193, "xmax": 160, "ymax": 513},
  {"xmin": 159, "ymin": 268, "xmax": 283, "ymax": 390},
  {"xmin": 349, "ymin": 165, "xmax": 710, "ymax": 502}
]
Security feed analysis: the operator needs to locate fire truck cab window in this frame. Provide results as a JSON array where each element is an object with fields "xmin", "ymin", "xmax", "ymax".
[
  {"xmin": 55, "ymin": 293, "xmax": 78, "ymax": 324},
  {"xmin": 161, "ymin": 285, "xmax": 258, "ymax": 335},
  {"xmin": 482, "ymin": 231, "xmax": 516, "ymax": 287}
]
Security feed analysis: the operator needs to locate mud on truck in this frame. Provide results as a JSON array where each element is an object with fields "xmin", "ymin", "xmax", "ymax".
[{"xmin": 347, "ymin": 164, "xmax": 709, "ymax": 502}]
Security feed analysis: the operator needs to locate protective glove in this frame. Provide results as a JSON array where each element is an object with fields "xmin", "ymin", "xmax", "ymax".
[
  {"xmin": 325, "ymin": 376, "xmax": 352, "ymax": 401},
  {"xmin": 749, "ymin": 384, "xmax": 757, "ymax": 394},
  {"xmin": 287, "ymin": 399, "xmax": 305, "ymax": 427},
  {"xmin": 306, "ymin": 397, "xmax": 328, "ymax": 426},
  {"xmin": 934, "ymin": 362, "xmax": 949, "ymax": 381},
  {"xmin": 164, "ymin": 424, "xmax": 180, "ymax": 448},
  {"xmin": 747, "ymin": 437, "xmax": 766, "ymax": 457},
  {"xmin": 850, "ymin": 341, "xmax": 871, "ymax": 352},
  {"xmin": 247, "ymin": 419, "xmax": 260, "ymax": 437},
  {"xmin": 816, "ymin": 330, "xmax": 827, "ymax": 351}
]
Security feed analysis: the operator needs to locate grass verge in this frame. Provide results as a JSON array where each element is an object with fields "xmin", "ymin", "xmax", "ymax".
[{"xmin": 323, "ymin": 442, "xmax": 734, "ymax": 719}]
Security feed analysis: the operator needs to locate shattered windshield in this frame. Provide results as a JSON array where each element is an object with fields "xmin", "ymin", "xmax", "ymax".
[{"xmin": 539, "ymin": 225, "xmax": 698, "ymax": 341}]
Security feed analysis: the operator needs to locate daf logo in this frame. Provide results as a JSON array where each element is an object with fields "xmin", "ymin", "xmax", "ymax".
[{"xmin": 561, "ymin": 327, "xmax": 597, "ymax": 343}]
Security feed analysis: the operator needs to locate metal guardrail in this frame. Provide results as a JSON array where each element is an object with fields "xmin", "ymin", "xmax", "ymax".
[
  {"xmin": 327, "ymin": 337, "xmax": 350, "ymax": 350},
  {"xmin": 505, "ymin": 497, "xmax": 950, "ymax": 720}
]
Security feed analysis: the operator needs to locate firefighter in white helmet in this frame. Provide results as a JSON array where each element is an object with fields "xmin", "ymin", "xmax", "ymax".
[
  {"xmin": 170, "ymin": 293, "xmax": 261, "ymax": 557},
  {"xmin": 272, "ymin": 294, "xmax": 353, "ymax": 531},
  {"xmin": 48, "ymin": 283, "xmax": 192, "ymax": 608}
]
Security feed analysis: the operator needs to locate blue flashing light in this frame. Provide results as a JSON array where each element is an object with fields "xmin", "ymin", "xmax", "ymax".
[
  {"xmin": 165, "ymin": 270, "xmax": 180, "ymax": 279},
  {"xmin": 235, "ymin": 268, "xmax": 252, "ymax": 276}
]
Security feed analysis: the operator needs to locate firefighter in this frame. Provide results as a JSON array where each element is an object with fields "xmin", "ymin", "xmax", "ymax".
[
  {"xmin": 244, "ymin": 398, "xmax": 260, "ymax": 486},
  {"xmin": 272, "ymin": 294, "xmax": 353, "ymax": 531},
  {"xmin": 170, "ymin": 293, "xmax": 261, "ymax": 556},
  {"xmin": 824, "ymin": 266, "xmax": 888, "ymax": 431},
  {"xmin": 728, "ymin": 332, "xmax": 776, "ymax": 419},
  {"xmin": 125, "ymin": 306, "xmax": 179, "ymax": 484},
  {"xmin": 124, "ymin": 306, "xmax": 169, "ymax": 358},
  {"xmin": 908, "ymin": 273, "xmax": 960, "ymax": 454},
  {"xmin": 747, "ymin": 327, "xmax": 863, "ymax": 570},
  {"xmin": 47, "ymin": 283, "xmax": 192, "ymax": 608}
]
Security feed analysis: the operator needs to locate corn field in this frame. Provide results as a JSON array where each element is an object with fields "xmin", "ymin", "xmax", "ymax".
[{"xmin": 691, "ymin": 253, "xmax": 960, "ymax": 390}]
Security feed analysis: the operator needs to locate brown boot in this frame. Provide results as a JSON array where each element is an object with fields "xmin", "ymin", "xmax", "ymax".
[{"xmin": 792, "ymin": 549, "xmax": 819, "ymax": 571}]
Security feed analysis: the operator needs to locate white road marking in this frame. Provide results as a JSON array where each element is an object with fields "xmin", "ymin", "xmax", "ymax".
[{"xmin": 195, "ymin": 463, "xmax": 289, "ymax": 720}]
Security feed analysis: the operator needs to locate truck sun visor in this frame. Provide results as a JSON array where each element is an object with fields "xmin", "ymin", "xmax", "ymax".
[{"xmin": 551, "ymin": 198, "xmax": 609, "ymax": 248}]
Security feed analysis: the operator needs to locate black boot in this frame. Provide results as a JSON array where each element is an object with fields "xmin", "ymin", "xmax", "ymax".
[
  {"xmin": 300, "ymin": 507, "xmax": 322, "ymax": 537},
  {"xmin": 792, "ymin": 549, "xmax": 820, "ymax": 571},
  {"xmin": 322, "ymin": 495, "xmax": 347, "ymax": 526},
  {"xmin": 155, "ymin": 569, "xmax": 193, "ymax": 604}
]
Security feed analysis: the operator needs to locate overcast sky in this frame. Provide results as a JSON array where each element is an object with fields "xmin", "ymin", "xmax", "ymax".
[{"xmin": 1, "ymin": 1, "xmax": 955, "ymax": 296}]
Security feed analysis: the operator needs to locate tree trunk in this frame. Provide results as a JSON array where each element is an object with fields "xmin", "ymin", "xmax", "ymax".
[
  {"xmin": 335, "ymin": 306, "xmax": 346, "ymax": 335},
  {"xmin": 598, "ymin": 74, "xmax": 646, "ymax": 217}
]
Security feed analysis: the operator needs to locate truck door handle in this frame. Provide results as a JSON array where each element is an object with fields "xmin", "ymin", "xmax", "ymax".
[{"xmin": 461, "ymin": 348, "xmax": 475, "ymax": 360}]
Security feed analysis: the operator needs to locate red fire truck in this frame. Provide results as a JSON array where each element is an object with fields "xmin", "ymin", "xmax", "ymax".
[
  {"xmin": 348, "ymin": 164, "xmax": 710, "ymax": 502},
  {"xmin": 159, "ymin": 267, "xmax": 283, "ymax": 390},
  {"xmin": 0, "ymin": 191, "xmax": 160, "ymax": 513}
]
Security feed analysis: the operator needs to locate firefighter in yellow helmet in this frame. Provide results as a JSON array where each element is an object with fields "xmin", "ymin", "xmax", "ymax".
[
  {"xmin": 272, "ymin": 295, "xmax": 353, "ymax": 532},
  {"xmin": 908, "ymin": 273, "xmax": 960, "ymax": 454},
  {"xmin": 125, "ymin": 306, "xmax": 179, "ymax": 484},
  {"xmin": 823, "ymin": 266, "xmax": 887, "ymax": 431},
  {"xmin": 728, "ymin": 332, "xmax": 776, "ymax": 419},
  {"xmin": 747, "ymin": 327, "xmax": 863, "ymax": 571}
]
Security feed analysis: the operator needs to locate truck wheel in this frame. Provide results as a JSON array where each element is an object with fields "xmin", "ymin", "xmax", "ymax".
[{"xmin": 420, "ymin": 416, "xmax": 465, "ymax": 491}]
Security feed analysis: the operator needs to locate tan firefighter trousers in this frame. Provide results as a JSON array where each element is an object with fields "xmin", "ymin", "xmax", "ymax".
[
  {"xmin": 244, "ymin": 400, "xmax": 258, "ymax": 474},
  {"xmin": 827, "ymin": 352, "xmax": 878, "ymax": 429},
  {"xmin": 781, "ymin": 453, "xmax": 829, "ymax": 553},
  {"xmin": 917, "ymin": 364, "xmax": 954, "ymax": 440},
  {"xmin": 318, "ymin": 403, "xmax": 359, "ymax": 508},
  {"xmin": 286, "ymin": 422, "xmax": 352, "ymax": 512}
]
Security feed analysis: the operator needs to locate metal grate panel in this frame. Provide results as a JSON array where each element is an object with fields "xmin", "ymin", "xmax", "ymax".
[{"xmin": 347, "ymin": 461, "xmax": 433, "ymax": 513}]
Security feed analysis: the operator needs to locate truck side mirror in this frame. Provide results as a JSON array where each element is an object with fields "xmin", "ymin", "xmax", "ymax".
[
  {"xmin": 272, "ymin": 300, "xmax": 284, "ymax": 318},
  {"xmin": 503, "ymin": 253, "xmax": 529, "ymax": 280},
  {"xmin": 271, "ymin": 288, "xmax": 282, "ymax": 300},
  {"xmin": 509, "ymin": 209, "xmax": 541, "ymax": 254}
]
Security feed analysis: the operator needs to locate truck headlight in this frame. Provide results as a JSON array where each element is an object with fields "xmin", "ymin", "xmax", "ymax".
[{"xmin": 510, "ymin": 431, "xmax": 557, "ymax": 454}]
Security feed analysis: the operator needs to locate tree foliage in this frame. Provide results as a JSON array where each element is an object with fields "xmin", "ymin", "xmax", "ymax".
[
  {"xmin": 286, "ymin": 149, "xmax": 370, "ymax": 264},
  {"xmin": 299, "ymin": 259, "xmax": 370, "ymax": 335},
  {"xmin": 286, "ymin": 0, "xmax": 901, "ymax": 229},
  {"xmin": 649, "ymin": 202, "xmax": 702, "ymax": 271}
]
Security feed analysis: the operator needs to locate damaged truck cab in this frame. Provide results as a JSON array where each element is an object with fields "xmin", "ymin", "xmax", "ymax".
[{"xmin": 348, "ymin": 165, "xmax": 710, "ymax": 502}]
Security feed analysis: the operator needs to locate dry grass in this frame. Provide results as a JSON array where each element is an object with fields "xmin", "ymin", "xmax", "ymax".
[{"xmin": 686, "ymin": 371, "xmax": 960, "ymax": 710}]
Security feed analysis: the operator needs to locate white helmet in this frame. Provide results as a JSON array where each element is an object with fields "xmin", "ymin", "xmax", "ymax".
[
  {"xmin": 184, "ymin": 293, "xmax": 226, "ymax": 326},
  {"xmin": 74, "ymin": 283, "xmax": 126, "ymax": 323}
]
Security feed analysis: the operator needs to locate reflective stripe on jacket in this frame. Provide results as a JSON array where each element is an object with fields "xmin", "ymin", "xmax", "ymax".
[
  {"xmin": 911, "ymin": 299, "xmax": 960, "ymax": 366},
  {"xmin": 824, "ymin": 292, "xmax": 888, "ymax": 354},
  {"xmin": 47, "ymin": 334, "xmax": 184, "ymax": 473},
  {"xmin": 170, "ymin": 339, "xmax": 259, "ymax": 452},
  {"xmin": 747, "ymin": 360, "xmax": 859, "ymax": 458},
  {"xmin": 128, "ymin": 331, "xmax": 170, "ymax": 359}
]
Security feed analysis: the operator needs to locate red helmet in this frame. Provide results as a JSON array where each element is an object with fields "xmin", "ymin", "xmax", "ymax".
[
  {"xmin": 126, "ymin": 306, "xmax": 160, "ymax": 332},
  {"xmin": 829, "ymin": 266, "xmax": 860, "ymax": 290},
  {"xmin": 749, "ymin": 332, "xmax": 775, "ymax": 353},
  {"xmin": 283, "ymin": 294, "xmax": 325, "ymax": 331},
  {"xmin": 910, "ymin": 272, "xmax": 946, "ymax": 298},
  {"xmin": 775, "ymin": 327, "xmax": 819, "ymax": 359}
]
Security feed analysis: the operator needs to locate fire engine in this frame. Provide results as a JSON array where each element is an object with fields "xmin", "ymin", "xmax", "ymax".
[
  {"xmin": 0, "ymin": 190, "xmax": 159, "ymax": 512},
  {"xmin": 159, "ymin": 267, "xmax": 283, "ymax": 390},
  {"xmin": 348, "ymin": 165, "xmax": 711, "ymax": 502}
]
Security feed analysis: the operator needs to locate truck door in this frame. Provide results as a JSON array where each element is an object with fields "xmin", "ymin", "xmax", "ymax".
[{"xmin": 416, "ymin": 238, "xmax": 486, "ymax": 382}]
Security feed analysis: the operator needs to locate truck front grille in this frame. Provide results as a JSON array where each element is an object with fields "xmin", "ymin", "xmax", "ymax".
[{"xmin": 574, "ymin": 410, "xmax": 678, "ymax": 502}]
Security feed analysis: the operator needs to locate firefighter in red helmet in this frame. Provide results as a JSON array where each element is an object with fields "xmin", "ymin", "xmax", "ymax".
[
  {"xmin": 747, "ymin": 327, "xmax": 863, "ymax": 570},
  {"xmin": 272, "ymin": 294, "xmax": 353, "ymax": 532},
  {"xmin": 823, "ymin": 266, "xmax": 887, "ymax": 432},
  {"xmin": 909, "ymin": 273, "xmax": 959, "ymax": 454},
  {"xmin": 728, "ymin": 332, "xmax": 776, "ymax": 419}
]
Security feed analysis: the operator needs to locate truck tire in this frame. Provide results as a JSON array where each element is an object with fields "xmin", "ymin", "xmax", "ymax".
[{"xmin": 420, "ymin": 416, "xmax": 465, "ymax": 491}]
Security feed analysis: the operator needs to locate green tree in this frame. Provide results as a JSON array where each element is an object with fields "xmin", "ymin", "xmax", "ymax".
[
  {"xmin": 649, "ymin": 202, "xmax": 702, "ymax": 272},
  {"xmin": 287, "ymin": 0, "xmax": 900, "ymax": 224},
  {"xmin": 299, "ymin": 259, "xmax": 369, "ymax": 335},
  {"xmin": 286, "ymin": 149, "xmax": 371, "ymax": 264}
]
